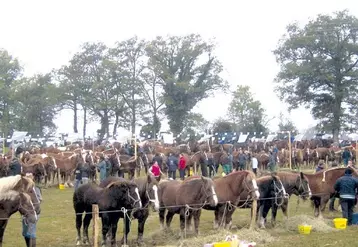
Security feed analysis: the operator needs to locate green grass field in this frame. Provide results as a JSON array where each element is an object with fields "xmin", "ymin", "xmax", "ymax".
[{"xmin": 2, "ymin": 176, "xmax": 358, "ymax": 247}]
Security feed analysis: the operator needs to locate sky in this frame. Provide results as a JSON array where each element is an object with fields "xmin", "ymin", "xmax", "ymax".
[{"xmin": 1, "ymin": 0, "xmax": 358, "ymax": 137}]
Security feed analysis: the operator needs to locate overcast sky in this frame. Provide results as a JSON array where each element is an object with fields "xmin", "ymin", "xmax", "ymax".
[{"xmin": 1, "ymin": 0, "xmax": 357, "ymax": 136}]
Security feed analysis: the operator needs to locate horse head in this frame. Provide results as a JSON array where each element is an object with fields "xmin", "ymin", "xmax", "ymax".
[
  {"xmin": 18, "ymin": 192, "xmax": 38, "ymax": 224},
  {"xmin": 199, "ymin": 176, "xmax": 218, "ymax": 207},
  {"xmin": 295, "ymin": 172, "xmax": 311, "ymax": 200},
  {"xmin": 245, "ymin": 171, "xmax": 260, "ymax": 200},
  {"xmin": 106, "ymin": 181, "xmax": 142, "ymax": 209}
]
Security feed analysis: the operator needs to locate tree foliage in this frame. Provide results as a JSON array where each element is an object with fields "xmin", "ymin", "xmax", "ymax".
[
  {"xmin": 278, "ymin": 112, "xmax": 298, "ymax": 135},
  {"xmin": 227, "ymin": 85, "xmax": 267, "ymax": 134},
  {"xmin": 146, "ymin": 34, "xmax": 227, "ymax": 136},
  {"xmin": 274, "ymin": 10, "xmax": 358, "ymax": 141}
]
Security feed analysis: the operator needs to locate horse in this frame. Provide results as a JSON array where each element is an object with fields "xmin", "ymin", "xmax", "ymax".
[
  {"xmin": 118, "ymin": 155, "xmax": 144, "ymax": 179},
  {"xmin": 0, "ymin": 175, "xmax": 35, "ymax": 194},
  {"xmin": 107, "ymin": 152, "xmax": 121, "ymax": 177},
  {"xmin": 99, "ymin": 175, "xmax": 160, "ymax": 245},
  {"xmin": 303, "ymin": 167, "xmax": 358, "ymax": 218},
  {"xmin": 0, "ymin": 190, "xmax": 39, "ymax": 247},
  {"xmin": 158, "ymin": 176, "xmax": 218, "ymax": 238},
  {"xmin": 259, "ymin": 171, "xmax": 311, "ymax": 226},
  {"xmin": 53, "ymin": 153, "xmax": 84, "ymax": 187},
  {"xmin": 203, "ymin": 170, "xmax": 260, "ymax": 229},
  {"xmin": 73, "ymin": 180, "xmax": 142, "ymax": 247}
]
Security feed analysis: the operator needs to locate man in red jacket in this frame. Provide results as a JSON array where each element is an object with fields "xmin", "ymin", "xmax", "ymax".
[{"xmin": 179, "ymin": 154, "xmax": 186, "ymax": 180}]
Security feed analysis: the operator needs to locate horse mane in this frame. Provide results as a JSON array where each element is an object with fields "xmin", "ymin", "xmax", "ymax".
[
  {"xmin": 257, "ymin": 174, "xmax": 280, "ymax": 183},
  {"xmin": 0, "ymin": 190, "xmax": 19, "ymax": 201},
  {"xmin": 0, "ymin": 175, "xmax": 23, "ymax": 193},
  {"xmin": 105, "ymin": 180, "xmax": 133, "ymax": 189}
]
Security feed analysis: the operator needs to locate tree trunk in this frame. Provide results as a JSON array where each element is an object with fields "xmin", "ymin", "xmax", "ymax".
[
  {"xmin": 113, "ymin": 112, "xmax": 119, "ymax": 137},
  {"xmin": 82, "ymin": 106, "xmax": 87, "ymax": 139},
  {"xmin": 73, "ymin": 101, "xmax": 78, "ymax": 133},
  {"xmin": 131, "ymin": 91, "xmax": 136, "ymax": 135},
  {"xmin": 153, "ymin": 111, "xmax": 158, "ymax": 140}
]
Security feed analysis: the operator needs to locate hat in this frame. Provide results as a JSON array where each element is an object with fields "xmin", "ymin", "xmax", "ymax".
[{"xmin": 345, "ymin": 168, "xmax": 352, "ymax": 175}]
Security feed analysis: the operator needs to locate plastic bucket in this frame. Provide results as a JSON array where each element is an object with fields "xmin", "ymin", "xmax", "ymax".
[
  {"xmin": 333, "ymin": 218, "xmax": 347, "ymax": 229},
  {"xmin": 298, "ymin": 225, "xmax": 312, "ymax": 235},
  {"xmin": 59, "ymin": 184, "xmax": 65, "ymax": 190},
  {"xmin": 213, "ymin": 242, "xmax": 231, "ymax": 247}
]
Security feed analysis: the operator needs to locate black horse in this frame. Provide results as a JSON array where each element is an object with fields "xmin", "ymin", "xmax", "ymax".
[
  {"xmin": 99, "ymin": 174, "xmax": 160, "ymax": 245},
  {"xmin": 259, "ymin": 171, "xmax": 311, "ymax": 226},
  {"xmin": 73, "ymin": 180, "xmax": 142, "ymax": 247},
  {"xmin": 0, "ymin": 190, "xmax": 39, "ymax": 247}
]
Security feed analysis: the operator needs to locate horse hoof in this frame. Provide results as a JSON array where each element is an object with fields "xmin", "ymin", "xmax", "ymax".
[{"xmin": 76, "ymin": 240, "xmax": 81, "ymax": 246}]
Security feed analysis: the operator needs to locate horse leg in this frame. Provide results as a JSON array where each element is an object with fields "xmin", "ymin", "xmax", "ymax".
[
  {"xmin": 313, "ymin": 198, "xmax": 320, "ymax": 217},
  {"xmin": 110, "ymin": 216, "xmax": 121, "ymax": 247},
  {"xmin": 159, "ymin": 208, "xmax": 165, "ymax": 230},
  {"xmin": 280, "ymin": 199, "xmax": 289, "ymax": 220},
  {"xmin": 225, "ymin": 210, "xmax": 235, "ymax": 230},
  {"xmin": 75, "ymin": 213, "xmax": 83, "ymax": 245},
  {"xmin": 193, "ymin": 210, "xmax": 201, "ymax": 236},
  {"xmin": 166, "ymin": 210, "xmax": 175, "ymax": 229},
  {"xmin": 83, "ymin": 213, "xmax": 92, "ymax": 245},
  {"xmin": 271, "ymin": 204, "xmax": 279, "ymax": 226},
  {"xmin": 213, "ymin": 209, "xmax": 219, "ymax": 229},
  {"xmin": 186, "ymin": 213, "xmax": 193, "ymax": 231},
  {"xmin": 137, "ymin": 211, "xmax": 148, "ymax": 245},
  {"xmin": 100, "ymin": 214, "xmax": 110, "ymax": 247},
  {"xmin": 179, "ymin": 208, "xmax": 186, "ymax": 239}
]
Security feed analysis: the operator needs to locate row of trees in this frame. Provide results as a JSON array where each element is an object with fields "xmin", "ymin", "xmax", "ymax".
[
  {"xmin": 1, "ymin": 10, "xmax": 357, "ymax": 142},
  {"xmin": 0, "ymin": 35, "xmax": 227, "ymax": 140}
]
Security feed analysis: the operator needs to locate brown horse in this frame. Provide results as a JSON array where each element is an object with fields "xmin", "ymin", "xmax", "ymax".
[
  {"xmin": 52, "ymin": 153, "xmax": 84, "ymax": 187},
  {"xmin": 304, "ymin": 167, "xmax": 358, "ymax": 217},
  {"xmin": 0, "ymin": 190, "xmax": 39, "ymax": 247},
  {"xmin": 118, "ymin": 154, "xmax": 144, "ymax": 180},
  {"xmin": 204, "ymin": 171, "xmax": 260, "ymax": 229},
  {"xmin": 158, "ymin": 176, "xmax": 218, "ymax": 237}
]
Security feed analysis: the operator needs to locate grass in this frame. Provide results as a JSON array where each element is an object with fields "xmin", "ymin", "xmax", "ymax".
[{"xmin": 2, "ymin": 172, "xmax": 358, "ymax": 247}]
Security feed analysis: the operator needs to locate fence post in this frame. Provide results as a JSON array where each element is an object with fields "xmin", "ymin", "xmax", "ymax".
[{"xmin": 92, "ymin": 204, "xmax": 99, "ymax": 247}]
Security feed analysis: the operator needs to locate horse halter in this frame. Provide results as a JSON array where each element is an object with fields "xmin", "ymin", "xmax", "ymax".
[
  {"xmin": 273, "ymin": 180, "xmax": 288, "ymax": 207},
  {"xmin": 297, "ymin": 176, "xmax": 311, "ymax": 198},
  {"xmin": 19, "ymin": 194, "xmax": 38, "ymax": 224},
  {"xmin": 200, "ymin": 181, "xmax": 217, "ymax": 206},
  {"xmin": 127, "ymin": 188, "xmax": 142, "ymax": 208}
]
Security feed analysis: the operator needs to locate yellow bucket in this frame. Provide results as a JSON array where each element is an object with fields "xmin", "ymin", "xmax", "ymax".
[
  {"xmin": 298, "ymin": 225, "xmax": 312, "ymax": 234},
  {"xmin": 213, "ymin": 242, "xmax": 231, "ymax": 247},
  {"xmin": 59, "ymin": 184, "xmax": 65, "ymax": 190},
  {"xmin": 333, "ymin": 218, "xmax": 347, "ymax": 229}
]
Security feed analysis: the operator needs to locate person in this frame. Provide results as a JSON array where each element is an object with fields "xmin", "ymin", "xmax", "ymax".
[
  {"xmin": 148, "ymin": 161, "xmax": 164, "ymax": 181},
  {"xmin": 152, "ymin": 153, "xmax": 163, "ymax": 170},
  {"xmin": 333, "ymin": 168, "xmax": 358, "ymax": 225},
  {"xmin": 74, "ymin": 163, "xmax": 83, "ymax": 190},
  {"xmin": 238, "ymin": 150, "xmax": 246, "ymax": 171},
  {"xmin": 179, "ymin": 154, "xmax": 186, "ymax": 180},
  {"xmin": 97, "ymin": 155, "xmax": 107, "ymax": 182},
  {"xmin": 252, "ymin": 155, "xmax": 258, "ymax": 175},
  {"xmin": 207, "ymin": 155, "xmax": 217, "ymax": 177},
  {"xmin": 9, "ymin": 146, "xmax": 23, "ymax": 176},
  {"xmin": 316, "ymin": 161, "xmax": 325, "ymax": 173},
  {"xmin": 201, "ymin": 155, "xmax": 208, "ymax": 177},
  {"xmin": 167, "ymin": 153, "xmax": 178, "ymax": 180},
  {"xmin": 222, "ymin": 152, "xmax": 233, "ymax": 175},
  {"xmin": 81, "ymin": 162, "xmax": 90, "ymax": 185},
  {"xmin": 342, "ymin": 148, "xmax": 352, "ymax": 166},
  {"xmin": 268, "ymin": 151, "xmax": 277, "ymax": 172},
  {"xmin": 22, "ymin": 173, "xmax": 42, "ymax": 247}
]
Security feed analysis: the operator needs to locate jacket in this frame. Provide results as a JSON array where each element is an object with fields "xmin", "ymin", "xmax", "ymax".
[
  {"xmin": 167, "ymin": 156, "xmax": 178, "ymax": 172},
  {"xmin": 150, "ymin": 163, "xmax": 161, "ymax": 177},
  {"xmin": 82, "ymin": 163, "xmax": 90, "ymax": 178},
  {"xmin": 227, "ymin": 154, "xmax": 233, "ymax": 165},
  {"xmin": 342, "ymin": 150, "xmax": 351, "ymax": 160},
  {"xmin": 179, "ymin": 157, "xmax": 186, "ymax": 170},
  {"xmin": 334, "ymin": 174, "xmax": 358, "ymax": 199},
  {"xmin": 9, "ymin": 158, "xmax": 22, "ymax": 176},
  {"xmin": 238, "ymin": 153, "xmax": 246, "ymax": 164},
  {"xmin": 97, "ymin": 160, "xmax": 107, "ymax": 181},
  {"xmin": 74, "ymin": 167, "xmax": 82, "ymax": 180}
]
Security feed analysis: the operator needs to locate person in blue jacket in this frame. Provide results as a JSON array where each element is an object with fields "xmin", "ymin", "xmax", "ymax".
[
  {"xmin": 9, "ymin": 146, "xmax": 23, "ymax": 176},
  {"xmin": 334, "ymin": 168, "xmax": 358, "ymax": 225},
  {"xmin": 97, "ymin": 155, "xmax": 107, "ymax": 182}
]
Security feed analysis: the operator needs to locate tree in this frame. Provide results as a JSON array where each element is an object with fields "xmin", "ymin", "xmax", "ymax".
[
  {"xmin": 212, "ymin": 118, "xmax": 234, "ymax": 134},
  {"xmin": 0, "ymin": 49, "xmax": 22, "ymax": 136},
  {"xmin": 146, "ymin": 34, "xmax": 227, "ymax": 137},
  {"xmin": 278, "ymin": 112, "xmax": 298, "ymax": 135},
  {"xmin": 179, "ymin": 112, "xmax": 209, "ymax": 141},
  {"xmin": 11, "ymin": 74, "xmax": 60, "ymax": 135},
  {"xmin": 227, "ymin": 85, "xmax": 267, "ymax": 134},
  {"xmin": 273, "ymin": 10, "xmax": 358, "ymax": 141}
]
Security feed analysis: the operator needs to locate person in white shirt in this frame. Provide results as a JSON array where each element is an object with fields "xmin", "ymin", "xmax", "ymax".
[{"xmin": 252, "ymin": 155, "xmax": 258, "ymax": 175}]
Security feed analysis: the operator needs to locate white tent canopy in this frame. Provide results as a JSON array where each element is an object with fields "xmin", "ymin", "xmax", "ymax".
[
  {"xmin": 11, "ymin": 131, "xmax": 28, "ymax": 142},
  {"xmin": 238, "ymin": 133, "xmax": 249, "ymax": 143}
]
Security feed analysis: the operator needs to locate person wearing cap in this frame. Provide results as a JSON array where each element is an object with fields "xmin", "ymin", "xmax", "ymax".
[
  {"xmin": 334, "ymin": 168, "xmax": 358, "ymax": 225},
  {"xmin": 9, "ymin": 146, "xmax": 23, "ymax": 176}
]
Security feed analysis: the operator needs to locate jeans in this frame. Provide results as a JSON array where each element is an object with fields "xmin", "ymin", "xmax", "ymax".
[
  {"xmin": 209, "ymin": 164, "xmax": 217, "ymax": 177},
  {"xmin": 239, "ymin": 162, "xmax": 245, "ymax": 171},
  {"xmin": 200, "ymin": 163, "xmax": 208, "ymax": 177},
  {"xmin": 179, "ymin": 169, "xmax": 185, "ymax": 180},
  {"xmin": 252, "ymin": 168, "xmax": 257, "ymax": 175},
  {"xmin": 22, "ymin": 216, "xmax": 39, "ymax": 238},
  {"xmin": 169, "ymin": 170, "xmax": 176, "ymax": 180},
  {"xmin": 340, "ymin": 198, "xmax": 355, "ymax": 225},
  {"xmin": 74, "ymin": 179, "xmax": 81, "ymax": 190}
]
